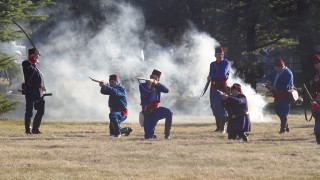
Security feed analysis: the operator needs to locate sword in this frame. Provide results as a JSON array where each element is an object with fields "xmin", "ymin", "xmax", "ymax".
[
  {"xmin": 11, "ymin": 20, "xmax": 40, "ymax": 55},
  {"xmin": 199, "ymin": 81, "xmax": 210, "ymax": 99},
  {"xmin": 17, "ymin": 89, "xmax": 52, "ymax": 96}
]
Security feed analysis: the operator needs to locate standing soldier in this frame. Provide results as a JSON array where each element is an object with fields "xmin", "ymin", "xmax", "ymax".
[
  {"xmin": 310, "ymin": 55, "xmax": 320, "ymax": 96},
  {"xmin": 265, "ymin": 58, "xmax": 294, "ymax": 134},
  {"xmin": 208, "ymin": 47, "xmax": 230, "ymax": 133},
  {"xmin": 311, "ymin": 92, "xmax": 320, "ymax": 144},
  {"xmin": 221, "ymin": 83, "xmax": 251, "ymax": 142},
  {"xmin": 139, "ymin": 69, "xmax": 173, "ymax": 139},
  {"xmin": 22, "ymin": 48, "xmax": 45, "ymax": 134},
  {"xmin": 99, "ymin": 74, "xmax": 132, "ymax": 137}
]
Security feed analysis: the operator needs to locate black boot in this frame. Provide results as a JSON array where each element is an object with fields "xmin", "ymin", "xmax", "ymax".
[
  {"xmin": 32, "ymin": 113, "xmax": 43, "ymax": 134},
  {"xmin": 214, "ymin": 117, "xmax": 221, "ymax": 132},
  {"xmin": 111, "ymin": 121, "xmax": 121, "ymax": 138},
  {"xmin": 25, "ymin": 116, "xmax": 32, "ymax": 134},
  {"xmin": 279, "ymin": 117, "xmax": 288, "ymax": 134},
  {"xmin": 164, "ymin": 120, "xmax": 172, "ymax": 139},
  {"xmin": 120, "ymin": 127, "xmax": 133, "ymax": 136}
]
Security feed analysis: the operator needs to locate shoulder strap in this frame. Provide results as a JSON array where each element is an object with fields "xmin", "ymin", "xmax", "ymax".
[
  {"xmin": 27, "ymin": 64, "xmax": 36, "ymax": 85},
  {"xmin": 214, "ymin": 61, "xmax": 219, "ymax": 72}
]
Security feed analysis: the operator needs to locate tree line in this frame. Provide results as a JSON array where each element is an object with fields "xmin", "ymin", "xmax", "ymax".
[{"xmin": 1, "ymin": 0, "xmax": 320, "ymax": 114}]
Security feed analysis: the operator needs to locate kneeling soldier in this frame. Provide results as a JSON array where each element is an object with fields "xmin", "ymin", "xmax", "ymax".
[
  {"xmin": 139, "ymin": 69, "xmax": 173, "ymax": 139},
  {"xmin": 99, "ymin": 74, "xmax": 132, "ymax": 137},
  {"xmin": 221, "ymin": 83, "xmax": 251, "ymax": 142}
]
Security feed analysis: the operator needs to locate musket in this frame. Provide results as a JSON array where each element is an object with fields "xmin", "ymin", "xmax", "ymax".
[
  {"xmin": 11, "ymin": 20, "xmax": 39, "ymax": 55},
  {"xmin": 216, "ymin": 89, "xmax": 224, "ymax": 95},
  {"xmin": 136, "ymin": 77, "xmax": 154, "ymax": 81},
  {"xmin": 303, "ymin": 83, "xmax": 313, "ymax": 122},
  {"xmin": 199, "ymin": 81, "xmax": 210, "ymax": 99},
  {"xmin": 89, "ymin": 77, "xmax": 102, "ymax": 83}
]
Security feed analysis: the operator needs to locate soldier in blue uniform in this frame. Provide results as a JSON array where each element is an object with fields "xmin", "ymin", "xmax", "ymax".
[
  {"xmin": 22, "ymin": 48, "xmax": 45, "ymax": 134},
  {"xmin": 265, "ymin": 58, "xmax": 294, "ymax": 134},
  {"xmin": 221, "ymin": 83, "xmax": 251, "ymax": 142},
  {"xmin": 208, "ymin": 47, "xmax": 230, "ymax": 133},
  {"xmin": 311, "ymin": 92, "xmax": 320, "ymax": 144},
  {"xmin": 139, "ymin": 69, "xmax": 172, "ymax": 139},
  {"xmin": 99, "ymin": 74, "xmax": 132, "ymax": 137}
]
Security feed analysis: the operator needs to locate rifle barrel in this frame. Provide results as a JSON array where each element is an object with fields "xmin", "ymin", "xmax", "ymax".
[
  {"xmin": 89, "ymin": 77, "xmax": 102, "ymax": 83},
  {"xmin": 136, "ymin": 77, "xmax": 153, "ymax": 81}
]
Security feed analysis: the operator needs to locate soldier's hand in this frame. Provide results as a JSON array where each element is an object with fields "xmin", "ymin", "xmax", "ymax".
[
  {"xmin": 315, "ymin": 76, "xmax": 320, "ymax": 82},
  {"xmin": 269, "ymin": 86, "xmax": 275, "ymax": 92},
  {"xmin": 221, "ymin": 93, "xmax": 228, "ymax": 100},
  {"xmin": 152, "ymin": 79, "xmax": 159, "ymax": 86},
  {"xmin": 146, "ymin": 80, "xmax": 152, "ymax": 87},
  {"xmin": 207, "ymin": 75, "xmax": 212, "ymax": 82},
  {"xmin": 99, "ymin": 81, "xmax": 108, "ymax": 87}
]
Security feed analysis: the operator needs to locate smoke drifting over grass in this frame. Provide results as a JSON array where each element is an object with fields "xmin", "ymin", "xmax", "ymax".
[{"xmin": 12, "ymin": 2, "xmax": 272, "ymax": 122}]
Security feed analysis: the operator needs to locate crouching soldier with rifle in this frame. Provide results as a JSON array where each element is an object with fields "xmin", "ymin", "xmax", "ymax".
[
  {"xmin": 98, "ymin": 74, "xmax": 132, "ymax": 137},
  {"xmin": 138, "ymin": 69, "xmax": 173, "ymax": 139},
  {"xmin": 22, "ymin": 48, "xmax": 46, "ymax": 134},
  {"xmin": 220, "ymin": 83, "xmax": 251, "ymax": 142}
]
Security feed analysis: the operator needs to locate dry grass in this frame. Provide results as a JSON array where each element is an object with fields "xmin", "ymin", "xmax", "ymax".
[{"xmin": 0, "ymin": 114, "xmax": 320, "ymax": 180}]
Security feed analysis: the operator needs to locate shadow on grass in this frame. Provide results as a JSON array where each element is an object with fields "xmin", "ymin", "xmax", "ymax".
[{"xmin": 173, "ymin": 123, "xmax": 211, "ymax": 127}]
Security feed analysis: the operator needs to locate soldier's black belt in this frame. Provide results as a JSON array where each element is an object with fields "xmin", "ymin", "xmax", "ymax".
[
  {"xmin": 230, "ymin": 112, "xmax": 249, "ymax": 119},
  {"xmin": 27, "ymin": 83, "xmax": 43, "ymax": 88}
]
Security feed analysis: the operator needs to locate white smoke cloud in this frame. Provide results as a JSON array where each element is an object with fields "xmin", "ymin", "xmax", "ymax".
[{"xmin": 8, "ymin": 2, "xmax": 273, "ymax": 123}]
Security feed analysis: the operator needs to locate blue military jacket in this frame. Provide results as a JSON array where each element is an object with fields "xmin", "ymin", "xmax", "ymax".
[
  {"xmin": 209, "ymin": 59, "xmax": 230, "ymax": 80},
  {"xmin": 100, "ymin": 84, "xmax": 127, "ymax": 109},
  {"xmin": 266, "ymin": 68, "xmax": 293, "ymax": 91},
  {"xmin": 226, "ymin": 94, "xmax": 249, "ymax": 115},
  {"xmin": 22, "ymin": 60, "xmax": 44, "ymax": 98},
  {"xmin": 139, "ymin": 82, "xmax": 169, "ymax": 106}
]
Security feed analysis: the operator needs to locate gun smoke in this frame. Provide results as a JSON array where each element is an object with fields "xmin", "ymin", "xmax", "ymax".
[{"xmin": 6, "ymin": 2, "xmax": 272, "ymax": 123}]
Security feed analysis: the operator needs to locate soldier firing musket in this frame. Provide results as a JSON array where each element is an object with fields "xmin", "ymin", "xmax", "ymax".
[
  {"xmin": 219, "ymin": 83, "xmax": 251, "ymax": 142},
  {"xmin": 97, "ymin": 74, "xmax": 132, "ymax": 137},
  {"xmin": 138, "ymin": 69, "xmax": 173, "ymax": 139}
]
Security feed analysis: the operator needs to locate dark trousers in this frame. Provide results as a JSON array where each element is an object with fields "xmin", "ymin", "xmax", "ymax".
[
  {"xmin": 144, "ymin": 107, "xmax": 172, "ymax": 139},
  {"xmin": 280, "ymin": 117, "xmax": 289, "ymax": 132},
  {"xmin": 315, "ymin": 133, "xmax": 320, "ymax": 144},
  {"xmin": 25, "ymin": 95, "xmax": 45, "ymax": 131}
]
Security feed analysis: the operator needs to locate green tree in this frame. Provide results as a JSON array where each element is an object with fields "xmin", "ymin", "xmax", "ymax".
[{"xmin": 0, "ymin": 0, "xmax": 54, "ymax": 115}]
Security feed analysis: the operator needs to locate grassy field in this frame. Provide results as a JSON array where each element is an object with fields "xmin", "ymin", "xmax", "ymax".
[{"xmin": 0, "ymin": 114, "xmax": 320, "ymax": 180}]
